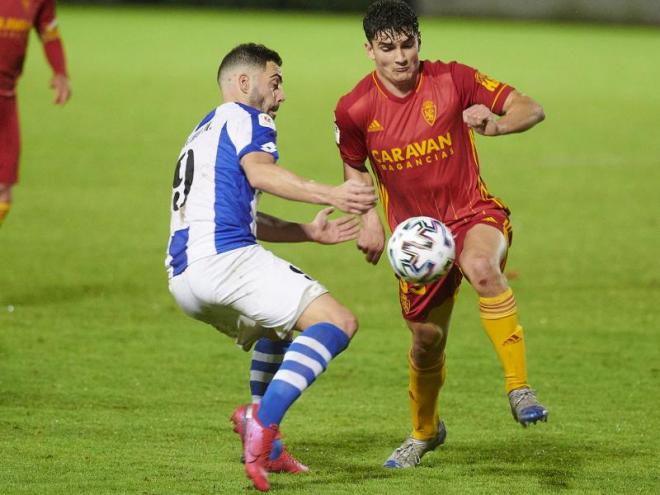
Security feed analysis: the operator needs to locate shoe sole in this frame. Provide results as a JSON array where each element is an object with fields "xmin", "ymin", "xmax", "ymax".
[{"xmin": 518, "ymin": 411, "xmax": 549, "ymax": 428}]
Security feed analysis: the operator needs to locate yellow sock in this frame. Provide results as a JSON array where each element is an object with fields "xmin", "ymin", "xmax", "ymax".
[
  {"xmin": 408, "ymin": 351, "xmax": 445, "ymax": 440},
  {"xmin": 480, "ymin": 288, "xmax": 529, "ymax": 393},
  {"xmin": 0, "ymin": 202, "xmax": 10, "ymax": 227}
]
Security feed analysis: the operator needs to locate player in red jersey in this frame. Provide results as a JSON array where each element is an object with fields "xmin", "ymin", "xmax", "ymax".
[
  {"xmin": 335, "ymin": 0, "xmax": 548, "ymax": 467},
  {"xmin": 0, "ymin": 0, "xmax": 70, "ymax": 227}
]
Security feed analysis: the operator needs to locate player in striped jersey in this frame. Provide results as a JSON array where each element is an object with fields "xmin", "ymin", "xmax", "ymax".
[{"xmin": 166, "ymin": 43, "xmax": 377, "ymax": 492}]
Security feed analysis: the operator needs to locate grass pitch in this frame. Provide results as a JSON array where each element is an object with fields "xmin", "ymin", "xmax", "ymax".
[{"xmin": 1, "ymin": 6, "xmax": 659, "ymax": 494}]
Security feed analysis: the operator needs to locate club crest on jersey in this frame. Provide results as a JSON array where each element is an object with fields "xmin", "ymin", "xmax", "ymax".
[
  {"xmin": 258, "ymin": 113, "xmax": 276, "ymax": 130},
  {"xmin": 422, "ymin": 101, "xmax": 436, "ymax": 126},
  {"xmin": 21, "ymin": 0, "xmax": 31, "ymax": 13}
]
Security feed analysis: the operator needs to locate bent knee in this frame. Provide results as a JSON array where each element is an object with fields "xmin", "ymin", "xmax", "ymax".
[
  {"xmin": 297, "ymin": 294, "xmax": 358, "ymax": 339},
  {"xmin": 460, "ymin": 253, "xmax": 502, "ymax": 287},
  {"xmin": 329, "ymin": 309, "xmax": 358, "ymax": 339},
  {"xmin": 410, "ymin": 324, "xmax": 445, "ymax": 351}
]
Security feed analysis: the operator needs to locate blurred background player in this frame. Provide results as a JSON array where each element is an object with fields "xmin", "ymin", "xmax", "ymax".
[
  {"xmin": 166, "ymin": 43, "xmax": 377, "ymax": 491},
  {"xmin": 334, "ymin": 0, "xmax": 548, "ymax": 468},
  {"xmin": 0, "ymin": 0, "xmax": 71, "ymax": 228}
]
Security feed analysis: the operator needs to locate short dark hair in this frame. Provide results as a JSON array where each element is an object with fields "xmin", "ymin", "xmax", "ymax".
[
  {"xmin": 363, "ymin": 0, "xmax": 421, "ymax": 44},
  {"xmin": 217, "ymin": 43, "xmax": 282, "ymax": 83}
]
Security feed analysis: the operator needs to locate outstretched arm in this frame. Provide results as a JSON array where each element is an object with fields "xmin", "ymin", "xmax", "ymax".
[
  {"xmin": 36, "ymin": 1, "xmax": 70, "ymax": 105},
  {"xmin": 344, "ymin": 163, "xmax": 386, "ymax": 265},
  {"xmin": 462, "ymin": 90, "xmax": 544, "ymax": 136},
  {"xmin": 240, "ymin": 151, "xmax": 377, "ymax": 214},
  {"xmin": 256, "ymin": 209, "xmax": 359, "ymax": 244}
]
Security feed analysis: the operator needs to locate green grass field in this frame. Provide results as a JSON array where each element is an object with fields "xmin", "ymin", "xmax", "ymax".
[{"xmin": 2, "ymin": 5, "xmax": 659, "ymax": 494}]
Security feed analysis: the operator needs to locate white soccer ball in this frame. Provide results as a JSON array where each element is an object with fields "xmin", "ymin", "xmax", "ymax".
[{"xmin": 386, "ymin": 216, "xmax": 456, "ymax": 284}]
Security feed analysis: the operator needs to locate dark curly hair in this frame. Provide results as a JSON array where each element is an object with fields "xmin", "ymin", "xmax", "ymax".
[
  {"xmin": 363, "ymin": 0, "xmax": 421, "ymax": 44},
  {"xmin": 217, "ymin": 43, "xmax": 282, "ymax": 84}
]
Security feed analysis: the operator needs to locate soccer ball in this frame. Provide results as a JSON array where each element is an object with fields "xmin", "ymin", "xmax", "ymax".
[{"xmin": 386, "ymin": 216, "xmax": 456, "ymax": 283}]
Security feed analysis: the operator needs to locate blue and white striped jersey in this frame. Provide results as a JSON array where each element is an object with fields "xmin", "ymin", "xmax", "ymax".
[{"xmin": 165, "ymin": 102, "xmax": 278, "ymax": 278}]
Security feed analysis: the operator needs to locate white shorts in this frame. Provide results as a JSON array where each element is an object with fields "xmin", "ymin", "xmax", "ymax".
[{"xmin": 168, "ymin": 244, "xmax": 328, "ymax": 350}]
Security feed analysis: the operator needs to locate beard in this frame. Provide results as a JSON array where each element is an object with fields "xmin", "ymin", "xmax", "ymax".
[{"xmin": 248, "ymin": 86, "xmax": 266, "ymax": 112}]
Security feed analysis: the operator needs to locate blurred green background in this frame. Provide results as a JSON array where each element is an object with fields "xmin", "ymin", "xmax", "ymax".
[{"xmin": 1, "ymin": 4, "xmax": 659, "ymax": 494}]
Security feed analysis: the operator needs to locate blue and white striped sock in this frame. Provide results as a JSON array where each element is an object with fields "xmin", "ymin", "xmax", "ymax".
[
  {"xmin": 256, "ymin": 323, "xmax": 350, "ymax": 427},
  {"xmin": 250, "ymin": 338, "xmax": 291, "ymax": 404}
]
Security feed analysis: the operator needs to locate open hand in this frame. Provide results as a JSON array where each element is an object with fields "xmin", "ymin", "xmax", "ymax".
[{"xmin": 307, "ymin": 207, "xmax": 360, "ymax": 245}]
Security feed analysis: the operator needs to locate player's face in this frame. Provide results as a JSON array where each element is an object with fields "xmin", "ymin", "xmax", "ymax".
[
  {"xmin": 249, "ymin": 61, "xmax": 285, "ymax": 118},
  {"xmin": 366, "ymin": 32, "xmax": 420, "ymax": 89}
]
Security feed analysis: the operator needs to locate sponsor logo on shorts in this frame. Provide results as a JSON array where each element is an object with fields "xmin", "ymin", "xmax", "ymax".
[{"xmin": 289, "ymin": 264, "xmax": 313, "ymax": 281}]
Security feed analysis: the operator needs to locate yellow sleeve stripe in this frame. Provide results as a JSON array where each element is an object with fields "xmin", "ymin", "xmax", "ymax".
[
  {"xmin": 467, "ymin": 128, "xmax": 480, "ymax": 166},
  {"xmin": 490, "ymin": 84, "xmax": 509, "ymax": 112},
  {"xmin": 375, "ymin": 176, "xmax": 389, "ymax": 228},
  {"xmin": 40, "ymin": 27, "xmax": 60, "ymax": 43}
]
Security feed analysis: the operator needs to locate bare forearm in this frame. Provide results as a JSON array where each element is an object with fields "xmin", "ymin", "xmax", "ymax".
[
  {"xmin": 497, "ymin": 94, "xmax": 545, "ymax": 135},
  {"xmin": 256, "ymin": 212, "xmax": 311, "ymax": 243},
  {"xmin": 343, "ymin": 162, "xmax": 386, "ymax": 263},
  {"xmin": 250, "ymin": 164, "xmax": 332, "ymax": 205},
  {"xmin": 242, "ymin": 153, "xmax": 377, "ymax": 214},
  {"xmin": 344, "ymin": 163, "xmax": 381, "ymax": 220},
  {"xmin": 361, "ymin": 205, "xmax": 383, "ymax": 228}
]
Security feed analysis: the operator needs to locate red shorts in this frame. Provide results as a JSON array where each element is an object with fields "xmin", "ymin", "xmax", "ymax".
[
  {"xmin": 398, "ymin": 209, "xmax": 513, "ymax": 322},
  {"xmin": 0, "ymin": 95, "xmax": 20, "ymax": 185}
]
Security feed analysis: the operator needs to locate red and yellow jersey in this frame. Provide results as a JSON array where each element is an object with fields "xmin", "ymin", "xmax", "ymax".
[
  {"xmin": 0, "ymin": 0, "xmax": 66, "ymax": 95},
  {"xmin": 335, "ymin": 60, "xmax": 514, "ymax": 231}
]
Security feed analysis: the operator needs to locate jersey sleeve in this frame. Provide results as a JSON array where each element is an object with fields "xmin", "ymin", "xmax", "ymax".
[
  {"xmin": 334, "ymin": 100, "xmax": 368, "ymax": 169},
  {"xmin": 449, "ymin": 62, "xmax": 514, "ymax": 116},
  {"xmin": 234, "ymin": 112, "xmax": 279, "ymax": 161},
  {"xmin": 35, "ymin": 0, "xmax": 67, "ymax": 76}
]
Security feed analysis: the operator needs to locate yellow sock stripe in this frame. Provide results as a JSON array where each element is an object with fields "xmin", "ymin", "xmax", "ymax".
[
  {"xmin": 480, "ymin": 296, "xmax": 515, "ymax": 308},
  {"xmin": 480, "ymin": 289, "xmax": 517, "ymax": 319},
  {"xmin": 407, "ymin": 350, "xmax": 444, "ymax": 372},
  {"xmin": 480, "ymin": 288, "xmax": 513, "ymax": 305},
  {"xmin": 481, "ymin": 298, "xmax": 516, "ymax": 314}
]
